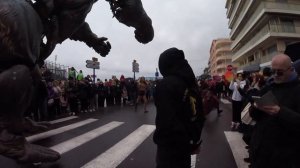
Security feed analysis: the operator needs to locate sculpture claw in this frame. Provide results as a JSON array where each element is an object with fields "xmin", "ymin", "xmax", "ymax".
[{"xmin": 92, "ymin": 37, "xmax": 111, "ymax": 57}]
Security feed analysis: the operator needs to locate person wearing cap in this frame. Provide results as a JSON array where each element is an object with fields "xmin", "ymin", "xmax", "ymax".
[
  {"xmin": 153, "ymin": 47, "xmax": 202, "ymax": 168},
  {"xmin": 249, "ymin": 54, "xmax": 300, "ymax": 168}
]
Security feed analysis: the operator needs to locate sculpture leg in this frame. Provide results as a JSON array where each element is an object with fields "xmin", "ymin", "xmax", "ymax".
[
  {"xmin": 70, "ymin": 22, "xmax": 111, "ymax": 56},
  {"xmin": 0, "ymin": 65, "xmax": 60, "ymax": 163}
]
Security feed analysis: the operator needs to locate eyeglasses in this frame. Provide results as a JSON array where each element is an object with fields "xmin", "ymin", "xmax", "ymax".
[{"xmin": 271, "ymin": 67, "xmax": 291, "ymax": 76}]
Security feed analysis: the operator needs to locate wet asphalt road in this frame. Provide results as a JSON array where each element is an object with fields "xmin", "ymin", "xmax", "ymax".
[{"xmin": 0, "ymin": 101, "xmax": 237, "ymax": 168}]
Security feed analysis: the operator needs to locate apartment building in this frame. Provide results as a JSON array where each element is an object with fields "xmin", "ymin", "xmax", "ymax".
[
  {"xmin": 208, "ymin": 38, "xmax": 233, "ymax": 76},
  {"xmin": 225, "ymin": 0, "xmax": 300, "ymax": 72}
]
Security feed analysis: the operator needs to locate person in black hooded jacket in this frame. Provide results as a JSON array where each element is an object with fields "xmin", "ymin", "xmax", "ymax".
[{"xmin": 153, "ymin": 47, "xmax": 201, "ymax": 168}]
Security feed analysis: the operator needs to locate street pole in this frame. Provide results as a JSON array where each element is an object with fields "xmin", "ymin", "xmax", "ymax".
[
  {"xmin": 54, "ymin": 55, "xmax": 57, "ymax": 75},
  {"xmin": 93, "ymin": 68, "xmax": 95, "ymax": 84}
]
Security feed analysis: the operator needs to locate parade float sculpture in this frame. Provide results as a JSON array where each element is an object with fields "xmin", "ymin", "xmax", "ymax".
[
  {"xmin": 224, "ymin": 65, "xmax": 234, "ymax": 82},
  {"xmin": 0, "ymin": 0, "xmax": 153, "ymax": 164}
]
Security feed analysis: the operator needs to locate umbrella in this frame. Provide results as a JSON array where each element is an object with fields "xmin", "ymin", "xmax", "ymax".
[
  {"xmin": 293, "ymin": 59, "xmax": 300, "ymax": 75},
  {"xmin": 284, "ymin": 42, "xmax": 300, "ymax": 62}
]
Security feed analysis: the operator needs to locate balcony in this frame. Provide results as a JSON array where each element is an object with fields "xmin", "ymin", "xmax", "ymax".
[
  {"xmin": 229, "ymin": 0, "xmax": 251, "ymax": 29},
  {"xmin": 215, "ymin": 48, "xmax": 231, "ymax": 55},
  {"xmin": 216, "ymin": 55, "xmax": 231, "ymax": 63},
  {"xmin": 228, "ymin": 0, "xmax": 241, "ymax": 27},
  {"xmin": 231, "ymin": 1, "xmax": 300, "ymax": 48},
  {"xmin": 260, "ymin": 54, "xmax": 274, "ymax": 64},
  {"xmin": 216, "ymin": 63, "xmax": 227, "ymax": 70},
  {"xmin": 232, "ymin": 23, "xmax": 300, "ymax": 62},
  {"xmin": 230, "ymin": 0, "xmax": 254, "ymax": 36}
]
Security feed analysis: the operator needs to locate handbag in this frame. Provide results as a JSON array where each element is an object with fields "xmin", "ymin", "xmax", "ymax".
[{"xmin": 241, "ymin": 103, "xmax": 252, "ymax": 125}]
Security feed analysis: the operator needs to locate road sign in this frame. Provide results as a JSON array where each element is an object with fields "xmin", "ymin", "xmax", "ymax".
[
  {"xmin": 92, "ymin": 57, "xmax": 98, "ymax": 62},
  {"xmin": 86, "ymin": 59, "xmax": 100, "ymax": 69},
  {"xmin": 86, "ymin": 60, "xmax": 100, "ymax": 65},
  {"xmin": 86, "ymin": 64, "xmax": 100, "ymax": 69},
  {"xmin": 132, "ymin": 62, "xmax": 139, "ymax": 72}
]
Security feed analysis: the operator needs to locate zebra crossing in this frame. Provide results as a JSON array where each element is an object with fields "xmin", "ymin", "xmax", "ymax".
[
  {"xmin": 82, "ymin": 125, "xmax": 155, "ymax": 168},
  {"xmin": 0, "ymin": 116, "xmax": 197, "ymax": 168},
  {"xmin": 224, "ymin": 131, "xmax": 250, "ymax": 168}
]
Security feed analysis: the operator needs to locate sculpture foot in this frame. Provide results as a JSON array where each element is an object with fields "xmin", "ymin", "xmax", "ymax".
[
  {"xmin": 23, "ymin": 117, "xmax": 50, "ymax": 133},
  {"xmin": 18, "ymin": 142, "xmax": 60, "ymax": 163},
  {"xmin": 0, "ymin": 130, "xmax": 60, "ymax": 163}
]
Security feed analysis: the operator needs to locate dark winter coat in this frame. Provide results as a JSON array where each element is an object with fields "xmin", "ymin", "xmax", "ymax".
[
  {"xmin": 153, "ymin": 47, "xmax": 197, "ymax": 147},
  {"xmin": 250, "ymin": 78, "xmax": 300, "ymax": 168}
]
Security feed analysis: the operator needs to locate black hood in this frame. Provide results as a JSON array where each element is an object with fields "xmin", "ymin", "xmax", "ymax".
[{"xmin": 158, "ymin": 47, "xmax": 196, "ymax": 87}]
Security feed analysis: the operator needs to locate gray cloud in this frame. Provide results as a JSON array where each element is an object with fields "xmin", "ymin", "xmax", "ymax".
[{"xmin": 47, "ymin": 0, "xmax": 230, "ymax": 80}]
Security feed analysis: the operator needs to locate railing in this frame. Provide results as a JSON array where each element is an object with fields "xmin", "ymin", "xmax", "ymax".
[
  {"xmin": 231, "ymin": 1, "xmax": 264, "ymax": 46},
  {"xmin": 232, "ymin": 24, "xmax": 270, "ymax": 61},
  {"xmin": 229, "ymin": 0, "xmax": 251, "ymax": 29},
  {"xmin": 260, "ymin": 54, "xmax": 274, "ymax": 63},
  {"xmin": 264, "ymin": 1, "xmax": 300, "ymax": 11},
  {"xmin": 216, "ymin": 55, "xmax": 231, "ymax": 63},
  {"xmin": 237, "ymin": 54, "xmax": 274, "ymax": 71},
  {"xmin": 215, "ymin": 48, "xmax": 231, "ymax": 55},
  {"xmin": 216, "ymin": 65, "xmax": 226, "ymax": 70},
  {"xmin": 228, "ymin": 0, "xmax": 240, "ymax": 27},
  {"xmin": 230, "ymin": 0, "xmax": 253, "ymax": 36},
  {"xmin": 232, "ymin": 23, "xmax": 300, "ymax": 61}
]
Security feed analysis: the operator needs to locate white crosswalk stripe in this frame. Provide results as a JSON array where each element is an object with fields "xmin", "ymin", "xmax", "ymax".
[
  {"xmin": 191, "ymin": 154, "xmax": 197, "ymax": 168},
  {"xmin": 27, "ymin": 118, "xmax": 98, "ymax": 142},
  {"xmin": 220, "ymin": 98, "xmax": 231, "ymax": 104},
  {"xmin": 49, "ymin": 116, "xmax": 78, "ymax": 124},
  {"xmin": 224, "ymin": 131, "xmax": 249, "ymax": 168},
  {"xmin": 21, "ymin": 117, "xmax": 197, "ymax": 168},
  {"xmin": 50, "ymin": 121, "xmax": 124, "ymax": 154},
  {"xmin": 81, "ymin": 124, "xmax": 156, "ymax": 168}
]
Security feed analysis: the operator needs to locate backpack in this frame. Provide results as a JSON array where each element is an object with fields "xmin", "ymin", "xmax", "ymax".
[{"xmin": 182, "ymin": 86, "xmax": 205, "ymax": 153}]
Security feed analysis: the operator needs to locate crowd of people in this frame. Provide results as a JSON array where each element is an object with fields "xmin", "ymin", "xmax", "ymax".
[
  {"xmin": 22, "ymin": 51, "xmax": 300, "ymax": 168},
  {"xmin": 153, "ymin": 49, "xmax": 300, "ymax": 168},
  {"xmin": 225, "ymin": 54, "xmax": 300, "ymax": 168},
  {"xmin": 26, "ymin": 66, "xmax": 156, "ymax": 122}
]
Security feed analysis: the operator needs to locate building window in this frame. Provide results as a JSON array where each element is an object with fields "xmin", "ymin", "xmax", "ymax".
[
  {"xmin": 248, "ymin": 55, "xmax": 254, "ymax": 62},
  {"xmin": 276, "ymin": 0, "xmax": 287, "ymax": 3},
  {"xmin": 267, "ymin": 45, "xmax": 277, "ymax": 57},
  {"xmin": 281, "ymin": 19, "xmax": 295, "ymax": 33}
]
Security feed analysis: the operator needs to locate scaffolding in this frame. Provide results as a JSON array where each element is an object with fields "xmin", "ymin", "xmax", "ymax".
[{"xmin": 44, "ymin": 61, "xmax": 68, "ymax": 80}]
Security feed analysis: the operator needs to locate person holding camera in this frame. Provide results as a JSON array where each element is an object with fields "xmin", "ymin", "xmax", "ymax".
[{"xmin": 229, "ymin": 73, "xmax": 247, "ymax": 131}]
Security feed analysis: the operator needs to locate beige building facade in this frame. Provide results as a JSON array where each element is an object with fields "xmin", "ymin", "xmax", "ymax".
[
  {"xmin": 225, "ymin": 0, "xmax": 300, "ymax": 72},
  {"xmin": 208, "ymin": 38, "xmax": 233, "ymax": 76}
]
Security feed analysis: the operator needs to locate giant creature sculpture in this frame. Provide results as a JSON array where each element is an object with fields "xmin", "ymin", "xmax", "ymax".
[{"xmin": 0, "ymin": 0, "xmax": 153, "ymax": 164}]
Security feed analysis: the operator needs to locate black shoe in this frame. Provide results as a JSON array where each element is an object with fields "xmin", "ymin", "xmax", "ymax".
[
  {"xmin": 217, "ymin": 110, "xmax": 223, "ymax": 116},
  {"xmin": 244, "ymin": 157, "xmax": 251, "ymax": 163},
  {"xmin": 134, "ymin": 103, "xmax": 137, "ymax": 111}
]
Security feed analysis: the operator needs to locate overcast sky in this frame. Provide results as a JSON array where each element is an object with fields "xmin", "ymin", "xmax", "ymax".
[{"xmin": 46, "ymin": 0, "xmax": 230, "ymax": 80}]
